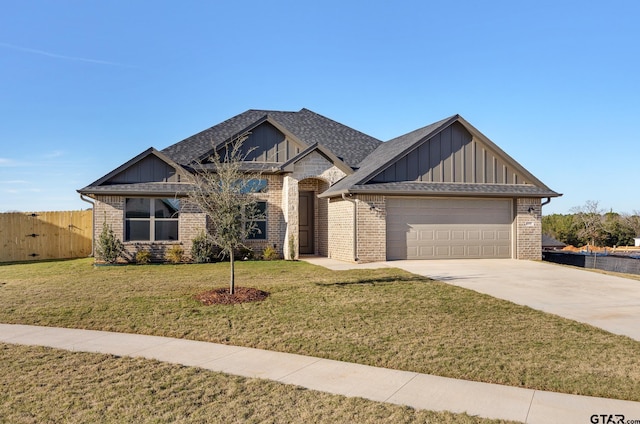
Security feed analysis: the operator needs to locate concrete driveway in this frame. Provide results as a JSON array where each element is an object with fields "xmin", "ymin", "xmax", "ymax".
[{"xmin": 389, "ymin": 259, "xmax": 640, "ymax": 341}]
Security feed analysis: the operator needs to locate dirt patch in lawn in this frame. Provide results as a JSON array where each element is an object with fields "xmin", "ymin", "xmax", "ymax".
[{"xmin": 195, "ymin": 287, "xmax": 269, "ymax": 305}]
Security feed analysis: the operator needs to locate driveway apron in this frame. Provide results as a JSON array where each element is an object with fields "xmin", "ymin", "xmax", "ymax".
[{"xmin": 389, "ymin": 259, "xmax": 640, "ymax": 341}]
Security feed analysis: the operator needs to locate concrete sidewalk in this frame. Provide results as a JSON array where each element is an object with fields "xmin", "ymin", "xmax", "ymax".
[{"xmin": 2, "ymin": 324, "xmax": 639, "ymax": 423}]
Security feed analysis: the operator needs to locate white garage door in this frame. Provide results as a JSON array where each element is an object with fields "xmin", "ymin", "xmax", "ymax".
[{"xmin": 386, "ymin": 198, "xmax": 513, "ymax": 260}]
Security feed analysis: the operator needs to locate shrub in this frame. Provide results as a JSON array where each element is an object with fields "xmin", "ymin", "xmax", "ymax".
[
  {"xmin": 165, "ymin": 245, "xmax": 184, "ymax": 264},
  {"xmin": 135, "ymin": 249, "xmax": 152, "ymax": 265},
  {"xmin": 238, "ymin": 246, "xmax": 254, "ymax": 261},
  {"xmin": 95, "ymin": 222, "xmax": 124, "ymax": 264},
  {"xmin": 191, "ymin": 232, "xmax": 217, "ymax": 263},
  {"xmin": 262, "ymin": 246, "xmax": 279, "ymax": 261}
]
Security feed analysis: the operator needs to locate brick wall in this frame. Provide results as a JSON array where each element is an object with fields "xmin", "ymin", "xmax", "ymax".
[
  {"xmin": 94, "ymin": 195, "xmax": 201, "ymax": 262},
  {"xmin": 516, "ymin": 198, "xmax": 542, "ymax": 260},
  {"xmin": 93, "ymin": 175, "xmax": 288, "ymax": 262},
  {"xmin": 328, "ymin": 197, "xmax": 355, "ymax": 262},
  {"xmin": 355, "ymin": 195, "xmax": 387, "ymax": 263},
  {"xmin": 284, "ymin": 151, "xmax": 346, "ymax": 260},
  {"xmin": 244, "ymin": 175, "xmax": 286, "ymax": 258},
  {"xmin": 317, "ymin": 181, "xmax": 329, "ymax": 256}
]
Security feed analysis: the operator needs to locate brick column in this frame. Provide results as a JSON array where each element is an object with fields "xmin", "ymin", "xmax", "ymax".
[{"xmin": 516, "ymin": 198, "xmax": 542, "ymax": 260}]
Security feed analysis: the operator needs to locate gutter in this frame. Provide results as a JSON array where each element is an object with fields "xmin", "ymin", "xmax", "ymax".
[
  {"xmin": 79, "ymin": 194, "xmax": 96, "ymax": 257},
  {"xmin": 341, "ymin": 193, "xmax": 359, "ymax": 262}
]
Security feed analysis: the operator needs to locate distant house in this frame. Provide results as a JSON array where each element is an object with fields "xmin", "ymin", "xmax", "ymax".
[
  {"xmin": 542, "ymin": 234, "xmax": 567, "ymax": 251},
  {"xmin": 78, "ymin": 109, "xmax": 561, "ymax": 262}
]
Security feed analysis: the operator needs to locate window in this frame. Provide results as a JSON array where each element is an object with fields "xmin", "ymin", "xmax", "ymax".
[
  {"xmin": 247, "ymin": 201, "xmax": 267, "ymax": 240},
  {"xmin": 125, "ymin": 198, "xmax": 180, "ymax": 241},
  {"xmin": 244, "ymin": 179, "xmax": 268, "ymax": 193}
]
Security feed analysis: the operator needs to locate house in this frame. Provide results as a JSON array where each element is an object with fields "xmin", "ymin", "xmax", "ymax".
[
  {"xmin": 542, "ymin": 234, "xmax": 567, "ymax": 251},
  {"xmin": 78, "ymin": 108, "xmax": 561, "ymax": 263}
]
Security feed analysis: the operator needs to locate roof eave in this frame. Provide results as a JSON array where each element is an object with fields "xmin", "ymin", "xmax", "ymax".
[{"xmin": 319, "ymin": 187, "xmax": 562, "ymax": 199}]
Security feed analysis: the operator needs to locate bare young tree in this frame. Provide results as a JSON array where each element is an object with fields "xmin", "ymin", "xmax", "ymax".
[
  {"xmin": 570, "ymin": 200, "xmax": 605, "ymax": 247},
  {"xmin": 188, "ymin": 134, "xmax": 263, "ymax": 294},
  {"xmin": 621, "ymin": 211, "xmax": 640, "ymax": 239}
]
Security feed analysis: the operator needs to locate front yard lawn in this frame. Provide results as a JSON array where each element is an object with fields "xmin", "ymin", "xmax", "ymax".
[
  {"xmin": 1, "ymin": 344, "xmax": 511, "ymax": 423},
  {"xmin": 1, "ymin": 258, "xmax": 639, "ymax": 402}
]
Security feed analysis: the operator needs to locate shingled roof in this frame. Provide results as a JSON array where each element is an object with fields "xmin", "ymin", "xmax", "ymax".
[
  {"xmin": 321, "ymin": 114, "xmax": 561, "ymax": 199},
  {"xmin": 80, "ymin": 109, "xmax": 560, "ymax": 201},
  {"xmin": 321, "ymin": 116, "xmax": 455, "ymax": 196},
  {"xmin": 161, "ymin": 108, "xmax": 382, "ymax": 168}
]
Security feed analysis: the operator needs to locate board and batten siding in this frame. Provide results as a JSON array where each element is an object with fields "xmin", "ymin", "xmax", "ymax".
[
  {"xmin": 110, "ymin": 155, "xmax": 180, "ymax": 184},
  {"xmin": 224, "ymin": 122, "xmax": 304, "ymax": 163},
  {"xmin": 371, "ymin": 122, "xmax": 525, "ymax": 185}
]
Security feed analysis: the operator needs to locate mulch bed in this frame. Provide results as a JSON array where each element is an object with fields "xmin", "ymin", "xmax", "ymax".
[{"xmin": 195, "ymin": 287, "xmax": 270, "ymax": 305}]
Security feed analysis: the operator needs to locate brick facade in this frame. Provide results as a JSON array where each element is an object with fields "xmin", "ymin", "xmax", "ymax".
[
  {"xmin": 282, "ymin": 151, "xmax": 347, "ymax": 260},
  {"xmin": 355, "ymin": 195, "xmax": 386, "ymax": 263},
  {"xmin": 91, "ymin": 158, "xmax": 347, "ymax": 262},
  {"xmin": 515, "ymin": 197, "xmax": 542, "ymax": 260},
  {"xmin": 94, "ymin": 195, "xmax": 204, "ymax": 262},
  {"xmin": 94, "ymin": 190, "xmax": 545, "ymax": 263},
  {"xmin": 328, "ymin": 195, "xmax": 543, "ymax": 263},
  {"xmin": 328, "ymin": 197, "xmax": 355, "ymax": 262}
]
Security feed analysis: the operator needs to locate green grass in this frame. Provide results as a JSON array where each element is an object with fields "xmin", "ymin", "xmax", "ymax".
[
  {"xmin": 1, "ymin": 258, "xmax": 640, "ymax": 403},
  {"xmin": 0, "ymin": 343, "xmax": 512, "ymax": 424}
]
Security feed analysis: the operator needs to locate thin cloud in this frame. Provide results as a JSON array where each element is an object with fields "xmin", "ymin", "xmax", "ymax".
[
  {"xmin": 0, "ymin": 180, "xmax": 29, "ymax": 184},
  {"xmin": 43, "ymin": 150, "xmax": 64, "ymax": 159},
  {"xmin": 0, "ymin": 42, "xmax": 136, "ymax": 68}
]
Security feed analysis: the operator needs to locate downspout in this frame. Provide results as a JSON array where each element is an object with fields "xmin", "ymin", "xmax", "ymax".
[
  {"xmin": 80, "ymin": 194, "xmax": 95, "ymax": 257},
  {"xmin": 341, "ymin": 193, "xmax": 359, "ymax": 262},
  {"xmin": 541, "ymin": 197, "xmax": 551, "ymax": 207}
]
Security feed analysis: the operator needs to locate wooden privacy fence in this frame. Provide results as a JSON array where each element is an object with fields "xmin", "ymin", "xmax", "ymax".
[{"xmin": 0, "ymin": 210, "xmax": 93, "ymax": 262}]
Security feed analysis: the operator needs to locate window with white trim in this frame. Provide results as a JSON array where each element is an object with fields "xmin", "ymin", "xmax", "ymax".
[{"xmin": 125, "ymin": 198, "xmax": 180, "ymax": 241}]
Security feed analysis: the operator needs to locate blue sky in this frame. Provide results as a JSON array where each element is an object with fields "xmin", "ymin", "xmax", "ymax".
[{"xmin": 1, "ymin": 1, "xmax": 638, "ymax": 215}]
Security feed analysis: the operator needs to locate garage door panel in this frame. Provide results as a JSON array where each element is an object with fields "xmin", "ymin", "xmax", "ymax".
[
  {"xmin": 451, "ymin": 246, "xmax": 465, "ymax": 256},
  {"xmin": 452, "ymin": 230, "xmax": 465, "ymax": 240},
  {"xmin": 387, "ymin": 199, "xmax": 512, "ymax": 260},
  {"xmin": 497, "ymin": 245, "xmax": 510, "ymax": 256},
  {"xmin": 468, "ymin": 246, "xmax": 481, "ymax": 256},
  {"xmin": 435, "ymin": 230, "xmax": 450, "ymax": 241},
  {"xmin": 497, "ymin": 231, "xmax": 510, "ymax": 240},
  {"xmin": 482, "ymin": 231, "xmax": 496, "ymax": 240}
]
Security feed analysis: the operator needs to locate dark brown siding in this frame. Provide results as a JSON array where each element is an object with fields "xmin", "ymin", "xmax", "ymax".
[
  {"xmin": 110, "ymin": 155, "xmax": 179, "ymax": 183},
  {"xmin": 232, "ymin": 122, "xmax": 304, "ymax": 163},
  {"xmin": 371, "ymin": 122, "xmax": 526, "ymax": 184}
]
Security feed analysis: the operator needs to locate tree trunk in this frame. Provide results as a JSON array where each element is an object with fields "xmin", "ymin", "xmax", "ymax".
[{"xmin": 229, "ymin": 249, "xmax": 235, "ymax": 295}]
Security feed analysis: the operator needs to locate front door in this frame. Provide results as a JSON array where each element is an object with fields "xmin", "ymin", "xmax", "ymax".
[{"xmin": 299, "ymin": 191, "xmax": 315, "ymax": 254}]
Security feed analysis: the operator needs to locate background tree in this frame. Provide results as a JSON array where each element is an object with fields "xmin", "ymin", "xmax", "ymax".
[
  {"xmin": 570, "ymin": 200, "xmax": 606, "ymax": 246},
  {"xmin": 542, "ymin": 214, "xmax": 581, "ymax": 246},
  {"xmin": 188, "ymin": 134, "xmax": 263, "ymax": 294},
  {"xmin": 544, "ymin": 203, "xmax": 639, "ymax": 247},
  {"xmin": 621, "ymin": 211, "xmax": 640, "ymax": 239},
  {"xmin": 602, "ymin": 211, "xmax": 636, "ymax": 247}
]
